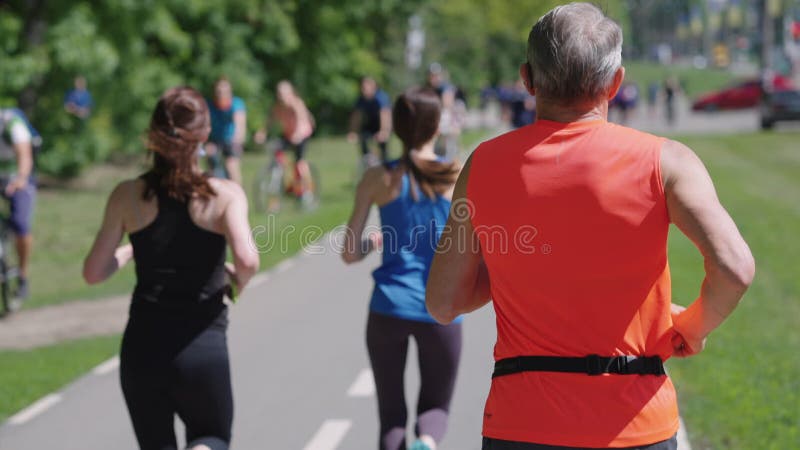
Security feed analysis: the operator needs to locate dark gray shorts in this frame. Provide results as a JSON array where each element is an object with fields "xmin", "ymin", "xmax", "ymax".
[{"xmin": 2, "ymin": 180, "xmax": 36, "ymax": 236}]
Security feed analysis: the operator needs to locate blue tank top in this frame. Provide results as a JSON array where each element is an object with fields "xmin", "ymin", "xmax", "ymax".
[{"xmin": 370, "ymin": 161, "xmax": 461, "ymax": 323}]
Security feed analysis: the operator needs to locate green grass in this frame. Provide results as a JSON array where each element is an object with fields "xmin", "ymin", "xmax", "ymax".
[
  {"xmin": 0, "ymin": 335, "xmax": 120, "ymax": 422},
  {"xmin": 623, "ymin": 60, "xmax": 741, "ymax": 99},
  {"xmin": 663, "ymin": 131, "xmax": 800, "ymax": 449}
]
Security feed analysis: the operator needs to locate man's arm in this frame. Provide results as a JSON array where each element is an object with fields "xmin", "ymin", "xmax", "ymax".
[
  {"xmin": 6, "ymin": 120, "xmax": 33, "ymax": 195},
  {"xmin": 233, "ymin": 102, "xmax": 247, "ymax": 145},
  {"xmin": 426, "ymin": 155, "xmax": 491, "ymax": 324},
  {"xmin": 661, "ymin": 139, "xmax": 755, "ymax": 357},
  {"xmin": 347, "ymin": 109, "xmax": 362, "ymax": 143}
]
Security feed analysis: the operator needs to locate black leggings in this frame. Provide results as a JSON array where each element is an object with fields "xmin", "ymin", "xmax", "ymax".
[
  {"xmin": 359, "ymin": 131, "xmax": 388, "ymax": 162},
  {"xmin": 366, "ymin": 312, "xmax": 463, "ymax": 450},
  {"xmin": 120, "ymin": 306, "xmax": 233, "ymax": 450},
  {"xmin": 482, "ymin": 435, "xmax": 678, "ymax": 450}
]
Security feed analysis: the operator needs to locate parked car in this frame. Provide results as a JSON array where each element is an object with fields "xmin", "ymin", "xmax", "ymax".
[
  {"xmin": 692, "ymin": 75, "xmax": 793, "ymax": 111},
  {"xmin": 760, "ymin": 89, "xmax": 800, "ymax": 130}
]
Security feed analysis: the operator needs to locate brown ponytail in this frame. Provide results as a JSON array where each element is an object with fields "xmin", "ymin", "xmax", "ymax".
[
  {"xmin": 144, "ymin": 86, "xmax": 214, "ymax": 202},
  {"xmin": 392, "ymin": 87, "xmax": 461, "ymax": 199}
]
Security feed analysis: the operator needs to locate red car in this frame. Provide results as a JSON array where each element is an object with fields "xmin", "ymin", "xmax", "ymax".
[{"xmin": 692, "ymin": 76, "xmax": 793, "ymax": 111}]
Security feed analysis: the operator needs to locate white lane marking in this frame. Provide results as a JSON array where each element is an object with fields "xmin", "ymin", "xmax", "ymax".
[
  {"xmin": 92, "ymin": 356, "xmax": 120, "ymax": 376},
  {"xmin": 303, "ymin": 419, "xmax": 352, "ymax": 450},
  {"xmin": 346, "ymin": 368, "xmax": 375, "ymax": 397},
  {"xmin": 275, "ymin": 259, "xmax": 295, "ymax": 273},
  {"xmin": 7, "ymin": 394, "xmax": 62, "ymax": 425},
  {"xmin": 677, "ymin": 416, "xmax": 692, "ymax": 450}
]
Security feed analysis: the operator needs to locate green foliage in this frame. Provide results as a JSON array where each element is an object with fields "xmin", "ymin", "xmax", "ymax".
[
  {"xmin": 1, "ymin": 0, "xmax": 631, "ymax": 176},
  {"xmin": 0, "ymin": 0, "xmax": 421, "ymax": 176},
  {"xmin": 419, "ymin": 0, "xmax": 628, "ymax": 99}
]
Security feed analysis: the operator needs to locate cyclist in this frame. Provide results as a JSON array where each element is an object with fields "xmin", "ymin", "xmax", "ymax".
[
  {"xmin": 348, "ymin": 76, "xmax": 391, "ymax": 163},
  {"xmin": 255, "ymin": 80, "xmax": 315, "ymax": 207},
  {"xmin": 342, "ymin": 88, "xmax": 462, "ymax": 450},
  {"xmin": 0, "ymin": 108, "xmax": 37, "ymax": 300},
  {"xmin": 206, "ymin": 77, "xmax": 246, "ymax": 185},
  {"xmin": 83, "ymin": 86, "xmax": 259, "ymax": 450}
]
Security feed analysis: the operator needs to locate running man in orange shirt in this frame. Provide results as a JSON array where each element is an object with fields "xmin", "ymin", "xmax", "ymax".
[{"xmin": 426, "ymin": 3, "xmax": 755, "ymax": 449}]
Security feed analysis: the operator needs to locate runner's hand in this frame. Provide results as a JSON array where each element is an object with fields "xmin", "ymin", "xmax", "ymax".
[
  {"xmin": 347, "ymin": 132, "xmax": 358, "ymax": 144},
  {"xmin": 375, "ymin": 130, "xmax": 390, "ymax": 143},
  {"xmin": 368, "ymin": 231, "xmax": 383, "ymax": 251},
  {"xmin": 671, "ymin": 303, "xmax": 706, "ymax": 357},
  {"xmin": 4, "ymin": 177, "xmax": 27, "ymax": 196}
]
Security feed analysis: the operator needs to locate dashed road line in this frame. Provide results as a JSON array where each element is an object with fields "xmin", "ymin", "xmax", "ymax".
[
  {"xmin": 92, "ymin": 356, "xmax": 120, "ymax": 376},
  {"xmin": 7, "ymin": 394, "xmax": 62, "ymax": 426},
  {"xmin": 346, "ymin": 368, "xmax": 375, "ymax": 398},
  {"xmin": 302, "ymin": 419, "xmax": 352, "ymax": 450}
]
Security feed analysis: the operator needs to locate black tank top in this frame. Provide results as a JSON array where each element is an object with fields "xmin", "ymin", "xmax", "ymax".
[{"xmin": 129, "ymin": 189, "xmax": 227, "ymax": 312}]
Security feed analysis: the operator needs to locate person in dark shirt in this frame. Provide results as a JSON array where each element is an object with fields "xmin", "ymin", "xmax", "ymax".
[{"xmin": 348, "ymin": 77, "xmax": 392, "ymax": 163}]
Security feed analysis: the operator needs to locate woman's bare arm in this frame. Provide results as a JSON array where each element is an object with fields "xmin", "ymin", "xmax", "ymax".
[
  {"xmin": 341, "ymin": 167, "xmax": 382, "ymax": 264},
  {"xmin": 220, "ymin": 181, "xmax": 260, "ymax": 291},
  {"xmin": 83, "ymin": 182, "xmax": 134, "ymax": 284}
]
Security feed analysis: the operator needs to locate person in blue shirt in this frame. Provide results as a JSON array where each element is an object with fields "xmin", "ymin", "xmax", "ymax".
[
  {"xmin": 348, "ymin": 77, "xmax": 391, "ymax": 163},
  {"xmin": 342, "ymin": 87, "xmax": 463, "ymax": 450},
  {"xmin": 206, "ymin": 77, "xmax": 247, "ymax": 185},
  {"xmin": 64, "ymin": 76, "xmax": 93, "ymax": 120}
]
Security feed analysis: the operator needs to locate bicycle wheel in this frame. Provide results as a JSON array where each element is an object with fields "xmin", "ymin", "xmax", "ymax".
[
  {"xmin": 252, "ymin": 161, "xmax": 285, "ymax": 214},
  {"xmin": 0, "ymin": 231, "xmax": 21, "ymax": 316}
]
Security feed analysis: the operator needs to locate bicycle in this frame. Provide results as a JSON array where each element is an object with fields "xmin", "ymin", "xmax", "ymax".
[
  {"xmin": 251, "ymin": 138, "xmax": 321, "ymax": 214},
  {"xmin": 0, "ymin": 201, "xmax": 23, "ymax": 316}
]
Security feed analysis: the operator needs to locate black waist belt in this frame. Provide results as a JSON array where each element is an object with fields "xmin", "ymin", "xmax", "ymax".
[{"xmin": 492, "ymin": 355, "xmax": 666, "ymax": 378}]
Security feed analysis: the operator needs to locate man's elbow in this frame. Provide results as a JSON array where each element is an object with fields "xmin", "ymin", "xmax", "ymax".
[
  {"xmin": 717, "ymin": 248, "xmax": 756, "ymax": 292},
  {"xmin": 425, "ymin": 294, "xmax": 457, "ymax": 325},
  {"xmin": 341, "ymin": 250, "xmax": 360, "ymax": 265},
  {"xmin": 731, "ymin": 251, "xmax": 756, "ymax": 290}
]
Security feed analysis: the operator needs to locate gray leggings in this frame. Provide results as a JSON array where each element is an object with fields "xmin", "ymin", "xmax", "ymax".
[
  {"xmin": 366, "ymin": 312, "xmax": 462, "ymax": 450},
  {"xmin": 482, "ymin": 435, "xmax": 678, "ymax": 450}
]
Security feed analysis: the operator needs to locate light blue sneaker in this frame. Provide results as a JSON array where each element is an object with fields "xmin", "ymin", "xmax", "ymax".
[{"xmin": 409, "ymin": 439, "xmax": 432, "ymax": 450}]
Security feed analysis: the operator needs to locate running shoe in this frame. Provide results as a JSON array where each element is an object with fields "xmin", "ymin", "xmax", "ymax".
[{"xmin": 408, "ymin": 439, "xmax": 432, "ymax": 450}]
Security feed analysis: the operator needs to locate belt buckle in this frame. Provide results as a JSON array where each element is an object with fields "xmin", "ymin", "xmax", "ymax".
[{"xmin": 586, "ymin": 354, "xmax": 603, "ymax": 376}]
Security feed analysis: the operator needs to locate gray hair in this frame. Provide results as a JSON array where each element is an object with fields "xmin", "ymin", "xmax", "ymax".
[{"xmin": 526, "ymin": 3, "xmax": 622, "ymax": 104}]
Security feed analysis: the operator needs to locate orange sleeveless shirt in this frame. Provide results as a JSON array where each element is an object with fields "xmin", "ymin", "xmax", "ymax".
[{"xmin": 467, "ymin": 120, "xmax": 678, "ymax": 447}]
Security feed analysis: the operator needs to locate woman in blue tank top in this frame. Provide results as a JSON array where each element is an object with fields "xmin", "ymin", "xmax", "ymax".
[{"xmin": 342, "ymin": 87, "xmax": 463, "ymax": 450}]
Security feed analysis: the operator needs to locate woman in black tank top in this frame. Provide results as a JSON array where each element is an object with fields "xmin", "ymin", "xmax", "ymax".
[{"xmin": 84, "ymin": 87, "xmax": 259, "ymax": 450}]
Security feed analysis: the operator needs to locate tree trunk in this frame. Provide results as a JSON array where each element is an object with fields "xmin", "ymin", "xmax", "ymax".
[{"xmin": 16, "ymin": 0, "xmax": 48, "ymax": 117}]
